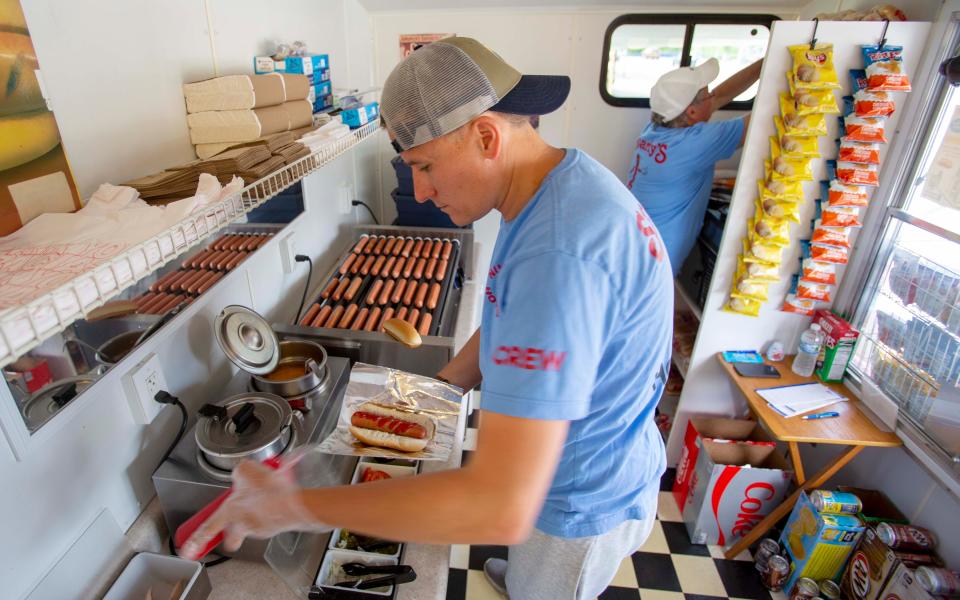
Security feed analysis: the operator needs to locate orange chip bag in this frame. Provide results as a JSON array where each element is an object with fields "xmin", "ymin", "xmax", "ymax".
[
  {"xmin": 844, "ymin": 116, "xmax": 887, "ymax": 143},
  {"xmin": 854, "ymin": 90, "xmax": 896, "ymax": 117},
  {"xmin": 821, "ymin": 180, "xmax": 869, "ymax": 207},
  {"xmin": 809, "ymin": 242, "xmax": 849, "ymax": 264},
  {"xmin": 838, "ymin": 138, "xmax": 881, "ymax": 164},
  {"xmin": 811, "ymin": 219, "xmax": 851, "ymax": 248},
  {"xmin": 781, "ymin": 294, "xmax": 817, "ymax": 316},
  {"xmin": 797, "ymin": 281, "xmax": 833, "ymax": 302},
  {"xmin": 835, "ymin": 161, "xmax": 879, "ymax": 186},
  {"xmin": 862, "ymin": 45, "xmax": 912, "ymax": 92},
  {"xmin": 800, "ymin": 258, "xmax": 836, "ymax": 285},
  {"xmin": 820, "ymin": 205, "xmax": 862, "ymax": 228}
]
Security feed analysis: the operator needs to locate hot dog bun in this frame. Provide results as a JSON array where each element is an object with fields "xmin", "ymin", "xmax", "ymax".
[
  {"xmin": 383, "ymin": 317, "xmax": 422, "ymax": 348},
  {"xmin": 349, "ymin": 402, "xmax": 437, "ymax": 452}
]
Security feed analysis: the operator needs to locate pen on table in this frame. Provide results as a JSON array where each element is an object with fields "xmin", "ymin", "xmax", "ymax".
[{"xmin": 802, "ymin": 411, "xmax": 840, "ymax": 420}]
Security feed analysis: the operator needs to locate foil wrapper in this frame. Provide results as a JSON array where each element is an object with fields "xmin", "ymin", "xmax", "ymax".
[{"xmin": 315, "ymin": 363, "xmax": 463, "ymax": 460}]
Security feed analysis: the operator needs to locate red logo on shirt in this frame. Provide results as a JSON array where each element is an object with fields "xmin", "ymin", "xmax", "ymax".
[
  {"xmin": 636, "ymin": 209, "xmax": 664, "ymax": 262},
  {"xmin": 627, "ymin": 139, "xmax": 668, "ymax": 189},
  {"xmin": 493, "ymin": 346, "xmax": 567, "ymax": 371},
  {"xmin": 486, "ymin": 263, "xmax": 502, "ymax": 317},
  {"xmin": 636, "ymin": 138, "xmax": 668, "ymax": 164}
]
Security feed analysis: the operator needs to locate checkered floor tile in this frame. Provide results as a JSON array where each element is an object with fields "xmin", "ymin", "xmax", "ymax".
[{"xmin": 445, "ymin": 458, "xmax": 778, "ymax": 600}]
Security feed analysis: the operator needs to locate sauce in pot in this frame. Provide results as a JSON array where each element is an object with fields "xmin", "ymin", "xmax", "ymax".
[{"xmin": 264, "ymin": 362, "xmax": 307, "ymax": 381}]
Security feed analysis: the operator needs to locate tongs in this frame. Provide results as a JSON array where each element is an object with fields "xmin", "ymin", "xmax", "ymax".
[{"xmin": 334, "ymin": 563, "xmax": 417, "ymax": 590}]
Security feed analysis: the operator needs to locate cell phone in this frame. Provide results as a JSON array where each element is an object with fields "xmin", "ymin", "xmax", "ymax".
[{"xmin": 733, "ymin": 363, "xmax": 781, "ymax": 379}]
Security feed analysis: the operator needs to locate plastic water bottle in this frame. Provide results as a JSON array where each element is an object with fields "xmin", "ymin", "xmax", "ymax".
[{"xmin": 792, "ymin": 323, "xmax": 824, "ymax": 377}]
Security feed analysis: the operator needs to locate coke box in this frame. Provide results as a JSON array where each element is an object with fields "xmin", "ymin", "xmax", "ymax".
[
  {"xmin": 674, "ymin": 417, "xmax": 793, "ymax": 546},
  {"xmin": 781, "ymin": 491, "xmax": 865, "ymax": 593}
]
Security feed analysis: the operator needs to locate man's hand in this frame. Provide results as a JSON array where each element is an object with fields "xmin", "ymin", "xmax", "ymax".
[{"xmin": 179, "ymin": 459, "xmax": 321, "ymax": 559}]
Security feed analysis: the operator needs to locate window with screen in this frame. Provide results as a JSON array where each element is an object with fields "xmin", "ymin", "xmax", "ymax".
[
  {"xmin": 848, "ymin": 28, "xmax": 960, "ymax": 477},
  {"xmin": 600, "ymin": 14, "xmax": 775, "ymax": 109}
]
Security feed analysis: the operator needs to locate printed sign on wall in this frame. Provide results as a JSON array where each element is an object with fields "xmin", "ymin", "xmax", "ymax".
[
  {"xmin": 399, "ymin": 34, "xmax": 454, "ymax": 59},
  {"xmin": 0, "ymin": 0, "xmax": 80, "ymax": 237}
]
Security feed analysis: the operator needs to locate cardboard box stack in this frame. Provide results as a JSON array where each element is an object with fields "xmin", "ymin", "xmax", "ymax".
[
  {"xmin": 255, "ymin": 53, "xmax": 333, "ymax": 113},
  {"xmin": 183, "ymin": 73, "xmax": 314, "ymax": 159},
  {"xmin": 672, "ymin": 417, "xmax": 793, "ymax": 546}
]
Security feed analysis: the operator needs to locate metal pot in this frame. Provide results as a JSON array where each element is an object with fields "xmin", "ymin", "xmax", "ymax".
[
  {"xmin": 251, "ymin": 339, "xmax": 329, "ymax": 398},
  {"xmin": 21, "ymin": 373, "xmax": 100, "ymax": 431},
  {"xmin": 195, "ymin": 392, "xmax": 295, "ymax": 472},
  {"xmin": 95, "ymin": 330, "xmax": 143, "ymax": 366}
]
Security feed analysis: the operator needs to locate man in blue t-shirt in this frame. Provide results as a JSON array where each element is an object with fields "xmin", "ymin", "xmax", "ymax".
[
  {"xmin": 183, "ymin": 37, "xmax": 673, "ymax": 600},
  {"xmin": 627, "ymin": 57, "xmax": 762, "ymax": 275}
]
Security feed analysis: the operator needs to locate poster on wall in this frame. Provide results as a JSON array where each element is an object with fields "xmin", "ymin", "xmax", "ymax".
[
  {"xmin": 0, "ymin": 0, "xmax": 80, "ymax": 237},
  {"xmin": 399, "ymin": 34, "xmax": 454, "ymax": 59}
]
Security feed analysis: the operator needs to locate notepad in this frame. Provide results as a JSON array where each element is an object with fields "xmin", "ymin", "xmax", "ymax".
[{"xmin": 757, "ymin": 383, "xmax": 847, "ymax": 418}]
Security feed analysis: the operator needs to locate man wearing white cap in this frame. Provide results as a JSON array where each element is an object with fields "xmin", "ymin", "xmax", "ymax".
[
  {"xmin": 627, "ymin": 57, "xmax": 762, "ymax": 275},
  {"xmin": 183, "ymin": 36, "xmax": 672, "ymax": 600}
]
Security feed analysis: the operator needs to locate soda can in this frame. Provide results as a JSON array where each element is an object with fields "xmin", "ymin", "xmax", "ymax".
[
  {"xmin": 810, "ymin": 490, "xmax": 862, "ymax": 515},
  {"xmin": 790, "ymin": 577, "xmax": 820, "ymax": 600},
  {"xmin": 894, "ymin": 550, "xmax": 940, "ymax": 568},
  {"xmin": 753, "ymin": 538, "xmax": 781, "ymax": 569},
  {"xmin": 876, "ymin": 522, "xmax": 938, "ymax": 551},
  {"xmin": 916, "ymin": 567, "xmax": 960, "ymax": 596},
  {"xmin": 762, "ymin": 555, "xmax": 790, "ymax": 592},
  {"xmin": 819, "ymin": 579, "xmax": 841, "ymax": 600}
]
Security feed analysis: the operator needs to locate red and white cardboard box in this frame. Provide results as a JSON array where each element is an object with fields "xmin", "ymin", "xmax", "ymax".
[{"xmin": 673, "ymin": 417, "xmax": 793, "ymax": 546}]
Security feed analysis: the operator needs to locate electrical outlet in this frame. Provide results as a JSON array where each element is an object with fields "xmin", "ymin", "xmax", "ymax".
[
  {"xmin": 122, "ymin": 353, "xmax": 169, "ymax": 424},
  {"xmin": 338, "ymin": 182, "xmax": 354, "ymax": 215}
]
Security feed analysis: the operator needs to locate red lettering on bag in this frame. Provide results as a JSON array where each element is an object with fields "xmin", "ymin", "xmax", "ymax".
[{"xmin": 493, "ymin": 346, "xmax": 567, "ymax": 371}]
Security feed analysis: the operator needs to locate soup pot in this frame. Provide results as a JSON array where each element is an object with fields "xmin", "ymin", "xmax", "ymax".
[{"xmin": 195, "ymin": 392, "xmax": 295, "ymax": 472}]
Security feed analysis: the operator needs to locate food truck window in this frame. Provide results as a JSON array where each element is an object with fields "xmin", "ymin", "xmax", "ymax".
[
  {"xmin": 599, "ymin": 14, "xmax": 775, "ymax": 109},
  {"xmin": 848, "ymin": 80, "xmax": 960, "ymax": 474}
]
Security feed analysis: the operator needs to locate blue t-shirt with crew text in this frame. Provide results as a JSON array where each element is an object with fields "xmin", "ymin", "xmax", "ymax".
[
  {"xmin": 479, "ymin": 148, "xmax": 673, "ymax": 539},
  {"xmin": 626, "ymin": 117, "xmax": 744, "ymax": 274}
]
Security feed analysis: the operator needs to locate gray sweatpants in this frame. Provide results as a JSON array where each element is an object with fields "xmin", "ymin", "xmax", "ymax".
[{"xmin": 504, "ymin": 513, "xmax": 656, "ymax": 600}]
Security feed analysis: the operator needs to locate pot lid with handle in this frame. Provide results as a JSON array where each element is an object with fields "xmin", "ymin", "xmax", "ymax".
[
  {"xmin": 214, "ymin": 305, "xmax": 280, "ymax": 375},
  {"xmin": 195, "ymin": 392, "xmax": 293, "ymax": 459},
  {"xmin": 22, "ymin": 374, "xmax": 100, "ymax": 431}
]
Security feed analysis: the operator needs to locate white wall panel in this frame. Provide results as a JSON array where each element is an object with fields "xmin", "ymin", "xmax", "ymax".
[{"xmin": 0, "ymin": 1, "xmax": 375, "ymax": 598}]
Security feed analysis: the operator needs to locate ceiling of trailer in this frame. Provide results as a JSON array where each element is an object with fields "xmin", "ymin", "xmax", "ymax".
[{"xmin": 357, "ymin": 0, "xmax": 807, "ymax": 11}]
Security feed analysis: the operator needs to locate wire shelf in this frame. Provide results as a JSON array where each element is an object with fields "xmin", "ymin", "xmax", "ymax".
[{"xmin": 0, "ymin": 121, "xmax": 381, "ymax": 369}]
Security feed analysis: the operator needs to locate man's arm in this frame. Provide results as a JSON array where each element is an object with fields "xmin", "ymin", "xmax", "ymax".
[
  {"xmin": 710, "ymin": 59, "xmax": 763, "ymax": 113},
  {"xmin": 183, "ymin": 411, "xmax": 570, "ymax": 555},
  {"xmin": 301, "ymin": 412, "xmax": 568, "ymax": 544},
  {"xmin": 437, "ymin": 327, "xmax": 482, "ymax": 391}
]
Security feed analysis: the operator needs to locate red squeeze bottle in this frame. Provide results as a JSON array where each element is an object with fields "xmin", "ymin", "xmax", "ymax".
[{"xmin": 173, "ymin": 456, "xmax": 283, "ymax": 559}]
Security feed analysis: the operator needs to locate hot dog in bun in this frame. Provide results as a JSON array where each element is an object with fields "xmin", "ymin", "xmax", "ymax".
[{"xmin": 349, "ymin": 402, "xmax": 437, "ymax": 452}]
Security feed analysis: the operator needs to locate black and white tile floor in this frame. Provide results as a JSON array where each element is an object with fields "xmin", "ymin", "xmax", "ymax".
[{"xmin": 447, "ymin": 419, "xmax": 778, "ymax": 600}]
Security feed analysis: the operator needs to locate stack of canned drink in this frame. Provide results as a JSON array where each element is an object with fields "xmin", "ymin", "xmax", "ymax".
[{"xmin": 756, "ymin": 537, "xmax": 844, "ymax": 600}]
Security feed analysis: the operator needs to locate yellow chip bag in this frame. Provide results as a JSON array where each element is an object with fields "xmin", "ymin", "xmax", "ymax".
[
  {"xmin": 733, "ymin": 263, "xmax": 770, "ymax": 302},
  {"xmin": 742, "ymin": 256, "xmax": 780, "ymax": 282},
  {"xmin": 757, "ymin": 189, "xmax": 802, "ymax": 224},
  {"xmin": 748, "ymin": 237, "xmax": 785, "ymax": 265},
  {"xmin": 786, "ymin": 74, "xmax": 840, "ymax": 114},
  {"xmin": 751, "ymin": 207, "xmax": 791, "ymax": 246},
  {"xmin": 758, "ymin": 178, "xmax": 803, "ymax": 202},
  {"xmin": 774, "ymin": 117, "xmax": 821, "ymax": 157},
  {"xmin": 779, "ymin": 95, "xmax": 828, "ymax": 136},
  {"xmin": 789, "ymin": 44, "xmax": 841, "ymax": 90},
  {"xmin": 765, "ymin": 153, "xmax": 813, "ymax": 182},
  {"xmin": 724, "ymin": 295, "xmax": 762, "ymax": 317}
]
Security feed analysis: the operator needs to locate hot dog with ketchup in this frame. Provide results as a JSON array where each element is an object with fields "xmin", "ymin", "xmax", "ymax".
[{"xmin": 349, "ymin": 402, "xmax": 437, "ymax": 452}]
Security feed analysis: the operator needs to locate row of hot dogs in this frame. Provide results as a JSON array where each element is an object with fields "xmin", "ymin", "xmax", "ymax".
[
  {"xmin": 298, "ymin": 235, "xmax": 460, "ymax": 336},
  {"xmin": 131, "ymin": 233, "xmax": 274, "ymax": 314}
]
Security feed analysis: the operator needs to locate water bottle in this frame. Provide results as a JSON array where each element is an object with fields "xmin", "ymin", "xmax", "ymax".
[{"xmin": 792, "ymin": 323, "xmax": 824, "ymax": 377}]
